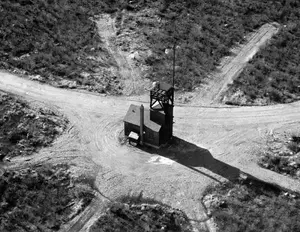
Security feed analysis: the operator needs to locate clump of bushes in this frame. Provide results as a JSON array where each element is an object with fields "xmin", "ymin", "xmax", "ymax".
[
  {"xmin": 0, "ymin": 164, "xmax": 94, "ymax": 231},
  {"xmin": 127, "ymin": 0, "xmax": 300, "ymax": 92},
  {"xmin": 90, "ymin": 194, "xmax": 192, "ymax": 232},
  {"xmin": 0, "ymin": 0, "xmax": 126, "ymax": 93},
  {"xmin": 203, "ymin": 178, "xmax": 300, "ymax": 232},
  {"xmin": 2, "ymin": 0, "xmax": 300, "ymax": 96},
  {"xmin": 226, "ymin": 1, "xmax": 300, "ymax": 104},
  {"xmin": 143, "ymin": 0, "xmax": 254, "ymax": 90},
  {"xmin": 0, "ymin": 92, "xmax": 68, "ymax": 159},
  {"xmin": 258, "ymin": 134, "xmax": 300, "ymax": 179}
]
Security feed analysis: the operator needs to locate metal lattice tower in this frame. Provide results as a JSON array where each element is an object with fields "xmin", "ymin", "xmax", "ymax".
[
  {"xmin": 150, "ymin": 82, "xmax": 174, "ymax": 138},
  {"xmin": 150, "ymin": 82, "xmax": 174, "ymax": 113}
]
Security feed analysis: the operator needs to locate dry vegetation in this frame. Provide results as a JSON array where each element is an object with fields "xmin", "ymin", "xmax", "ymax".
[
  {"xmin": 1, "ymin": 0, "xmax": 300, "ymax": 100},
  {"xmin": 90, "ymin": 194, "xmax": 192, "ymax": 232},
  {"xmin": 0, "ymin": 0, "xmax": 120, "ymax": 93},
  {"xmin": 112, "ymin": 0, "xmax": 300, "ymax": 97},
  {"xmin": 221, "ymin": 1, "xmax": 300, "ymax": 105},
  {"xmin": 227, "ymin": 22, "xmax": 300, "ymax": 105},
  {"xmin": 1, "ymin": 1, "xmax": 300, "ymax": 231},
  {"xmin": 0, "ymin": 164, "xmax": 94, "ymax": 232},
  {"xmin": 0, "ymin": 93, "xmax": 94, "ymax": 231},
  {"xmin": 0, "ymin": 92, "xmax": 67, "ymax": 160},
  {"xmin": 203, "ymin": 177, "xmax": 300, "ymax": 232},
  {"xmin": 259, "ymin": 133, "xmax": 300, "ymax": 179}
]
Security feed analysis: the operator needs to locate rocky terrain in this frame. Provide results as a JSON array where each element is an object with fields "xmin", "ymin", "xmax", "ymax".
[{"xmin": 259, "ymin": 131, "xmax": 300, "ymax": 179}]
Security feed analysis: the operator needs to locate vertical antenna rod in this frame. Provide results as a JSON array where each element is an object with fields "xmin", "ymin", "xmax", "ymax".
[
  {"xmin": 140, "ymin": 104, "xmax": 144, "ymax": 145},
  {"xmin": 172, "ymin": 41, "xmax": 176, "ymax": 88},
  {"xmin": 172, "ymin": 19, "xmax": 176, "ymax": 88}
]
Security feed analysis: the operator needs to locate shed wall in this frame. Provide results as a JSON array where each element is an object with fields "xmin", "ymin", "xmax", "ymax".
[
  {"xmin": 144, "ymin": 127, "xmax": 160, "ymax": 147},
  {"xmin": 124, "ymin": 122, "xmax": 160, "ymax": 147},
  {"xmin": 124, "ymin": 122, "xmax": 140, "ymax": 137}
]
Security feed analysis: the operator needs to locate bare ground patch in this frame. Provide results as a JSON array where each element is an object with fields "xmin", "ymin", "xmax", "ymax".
[{"xmin": 96, "ymin": 13, "xmax": 152, "ymax": 96}]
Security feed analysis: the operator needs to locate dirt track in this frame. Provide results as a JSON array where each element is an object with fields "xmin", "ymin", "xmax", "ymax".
[
  {"xmin": 96, "ymin": 14, "xmax": 150, "ymax": 96},
  {"xmin": 187, "ymin": 23, "xmax": 280, "ymax": 105},
  {"xmin": 0, "ymin": 19, "xmax": 298, "ymax": 232},
  {"xmin": 1, "ymin": 69, "xmax": 300, "ymax": 231}
]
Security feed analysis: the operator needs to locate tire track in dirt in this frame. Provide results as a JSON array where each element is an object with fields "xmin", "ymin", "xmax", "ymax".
[
  {"xmin": 189, "ymin": 23, "xmax": 280, "ymax": 105},
  {"xmin": 61, "ymin": 193, "xmax": 108, "ymax": 232},
  {"xmin": 1, "ymin": 70, "xmax": 300, "ymax": 232},
  {"xmin": 0, "ymin": 19, "xmax": 299, "ymax": 230},
  {"xmin": 0, "ymin": 70, "xmax": 300, "ymax": 231},
  {"xmin": 96, "ymin": 14, "xmax": 148, "ymax": 95}
]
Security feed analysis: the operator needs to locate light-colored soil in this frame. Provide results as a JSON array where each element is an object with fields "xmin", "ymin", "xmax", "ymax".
[
  {"xmin": 179, "ymin": 23, "xmax": 280, "ymax": 106},
  {"xmin": 96, "ymin": 14, "xmax": 151, "ymax": 96},
  {"xmin": 0, "ymin": 16, "xmax": 294, "ymax": 232},
  {"xmin": 1, "ymin": 70, "xmax": 300, "ymax": 231}
]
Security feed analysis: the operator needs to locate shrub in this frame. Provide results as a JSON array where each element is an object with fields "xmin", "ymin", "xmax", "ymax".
[
  {"xmin": 291, "ymin": 134, "xmax": 300, "ymax": 143},
  {"xmin": 0, "ymin": 165, "xmax": 94, "ymax": 231},
  {"xmin": 287, "ymin": 142, "xmax": 300, "ymax": 154},
  {"xmin": 0, "ymin": 93, "xmax": 67, "ymax": 159},
  {"xmin": 90, "ymin": 195, "xmax": 192, "ymax": 232},
  {"xmin": 0, "ymin": 0, "xmax": 113, "ymax": 90},
  {"xmin": 258, "ymin": 133, "xmax": 300, "ymax": 178},
  {"xmin": 269, "ymin": 88, "xmax": 283, "ymax": 103},
  {"xmin": 229, "ymin": 18, "xmax": 300, "ymax": 104},
  {"xmin": 204, "ymin": 180, "xmax": 300, "ymax": 232},
  {"xmin": 1, "ymin": 0, "xmax": 300, "ymax": 95}
]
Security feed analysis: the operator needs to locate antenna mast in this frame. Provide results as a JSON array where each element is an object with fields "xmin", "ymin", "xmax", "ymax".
[{"xmin": 172, "ymin": 18, "xmax": 176, "ymax": 88}]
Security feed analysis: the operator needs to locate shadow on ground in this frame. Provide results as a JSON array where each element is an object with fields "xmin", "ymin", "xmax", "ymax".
[
  {"xmin": 137, "ymin": 137, "xmax": 299, "ymax": 196},
  {"xmin": 142, "ymin": 137, "xmax": 241, "ymax": 182}
]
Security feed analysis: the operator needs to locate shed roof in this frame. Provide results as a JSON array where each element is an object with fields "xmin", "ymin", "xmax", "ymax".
[{"xmin": 124, "ymin": 104, "xmax": 161, "ymax": 132}]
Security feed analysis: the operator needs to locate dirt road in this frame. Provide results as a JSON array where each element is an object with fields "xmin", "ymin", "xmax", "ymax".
[
  {"xmin": 1, "ymin": 70, "xmax": 300, "ymax": 231},
  {"xmin": 186, "ymin": 23, "xmax": 280, "ymax": 105},
  {"xmin": 96, "ymin": 14, "xmax": 150, "ymax": 96}
]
